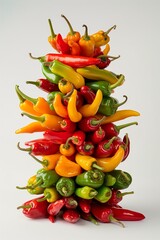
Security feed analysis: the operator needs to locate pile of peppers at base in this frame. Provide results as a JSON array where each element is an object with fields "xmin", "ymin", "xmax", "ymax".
[{"xmin": 15, "ymin": 15, "xmax": 145, "ymax": 227}]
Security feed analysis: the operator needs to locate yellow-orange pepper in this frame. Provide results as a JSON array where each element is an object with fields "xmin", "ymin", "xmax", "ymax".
[
  {"xmin": 55, "ymin": 155, "xmax": 82, "ymax": 177},
  {"xmin": 96, "ymin": 146, "xmax": 125, "ymax": 172},
  {"xmin": 21, "ymin": 112, "xmax": 63, "ymax": 131},
  {"xmin": 53, "ymin": 93, "xmax": 68, "ymax": 118},
  {"xmin": 67, "ymin": 89, "xmax": 82, "ymax": 122},
  {"xmin": 59, "ymin": 142, "xmax": 75, "ymax": 157},
  {"xmin": 79, "ymin": 89, "xmax": 103, "ymax": 117},
  {"xmin": 96, "ymin": 109, "xmax": 140, "ymax": 124},
  {"xmin": 15, "ymin": 122, "xmax": 49, "ymax": 134},
  {"xmin": 29, "ymin": 153, "xmax": 62, "ymax": 170},
  {"xmin": 79, "ymin": 24, "xmax": 95, "ymax": 57},
  {"xmin": 75, "ymin": 153, "xmax": 103, "ymax": 171},
  {"xmin": 58, "ymin": 79, "xmax": 73, "ymax": 94},
  {"xmin": 48, "ymin": 19, "xmax": 58, "ymax": 51},
  {"xmin": 103, "ymin": 43, "xmax": 110, "ymax": 55}
]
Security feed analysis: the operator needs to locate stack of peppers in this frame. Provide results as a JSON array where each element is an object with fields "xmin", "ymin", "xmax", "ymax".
[{"xmin": 15, "ymin": 15, "xmax": 145, "ymax": 227}]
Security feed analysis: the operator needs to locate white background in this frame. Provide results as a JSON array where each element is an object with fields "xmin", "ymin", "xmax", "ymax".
[{"xmin": 0, "ymin": 0, "xmax": 160, "ymax": 239}]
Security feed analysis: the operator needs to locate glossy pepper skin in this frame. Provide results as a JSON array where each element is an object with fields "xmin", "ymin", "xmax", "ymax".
[
  {"xmin": 38, "ymin": 187, "xmax": 60, "ymax": 203},
  {"xmin": 26, "ymin": 79, "xmax": 59, "ymax": 93},
  {"xmin": 98, "ymin": 95, "xmax": 128, "ymax": 116},
  {"xmin": 94, "ymin": 185, "xmax": 112, "ymax": 203},
  {"xmin": 56, "ymin": 177, "xmax": 75, "ymax": 197},
  {"xmin": 79, "ymin": 24, "xmax": 95, "ymax": 57},
  {"xmin": 78, "ymin": 116, "xmax": 106, "ymax": 132},
  {"xmin": 47, "ymin": 199, "xmax": 65, "ymax": 217},
  {"xmin": 111, "ymin": 207, "xmax": 145, "ymax": 221},
  {"xmin": 41, "ymin": 64, "xmax": 61, "ymax": 84},
  {"xmin": 47, "ymin": 18, "xmax": 58, "ymax": 51},
  {"xmin": 94, "ymin": 137, "xmax": 116, "ymax": 158},
  {"xmin": 75, "ymin": 186, "xmax": 98, "ymax": 200},
  {"xmin": 63, "ymin": 209, "xmax": 80, "ymax": 223},
  {"xmin": 76, "ymin": 141, "xmax": 94, "ymax": 156},
  {"xmin": 35, "ymin": 169, "xmax": 60, "ymax": 188},
  {"xmin": 80, "ymin": 85, "xmax": 96, "ymax": 104},
  {"xmin": 107, "ymin": 190, "xmax": 134, "ymax": 206},
  {"xmin": 89, "ymin": 126, "xmax": 106, "ymax": 144},
  {"xmin": 110, "ymin": 169, "xmax": 132, "ymax": 190},
  {"xmin": 17, "ymin": 197, "xmax": 49, "ymax": 219},
  {"xmin": 76, "ymin": 169, "xmax": 105, "ymax": 188},
  {"xmin": 43, "ymin": 130, "xmax": 73, "ymax": 144}
]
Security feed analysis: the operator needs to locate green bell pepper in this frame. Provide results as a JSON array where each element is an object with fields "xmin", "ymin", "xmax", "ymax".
[
  {"xmin": 56, "ymin": 177, "xmax": 75, "ymax": 197},
  {"xmin": 110, "ymin": 169, "xmax": 132, "ymax": 190},
  {"xmin": 75, "ymin": 169, "xmax": 105, "ymax": 188},
  {"xmin": 35, "ymin": 169, "xmax": 60, "ymax": 188}
]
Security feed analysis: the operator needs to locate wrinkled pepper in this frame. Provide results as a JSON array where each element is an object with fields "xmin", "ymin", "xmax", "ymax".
[
  {"xmin": 109, "ymin": 169, "xmax": 132, "ymax": 189},
  {"xmin": 56, "ymin": 177, "xmax": 75, "ymax": 197}
]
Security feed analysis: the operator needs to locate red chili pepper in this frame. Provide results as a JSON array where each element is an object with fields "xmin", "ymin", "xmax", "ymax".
[
  {"xmin": 26, "ymin": 79, "xmax": 59, "ymax": 93},
  {"xmin": 80, "ymin": 85, "xmax": 96, "ymax": 104},
  {"xmin": 76, "ymin": 141, "xmax": 94, "ymax": 156},
  {"xmin": 93, "ymin": 46, "xmax": 103, "ymax": 57},
  {"xmin": 88, "ymin": 126, "xmax": 105, "ymax": 144},
  {"xmin": 43, "ymin": 130, "xmax": 73, "ymax": 144},
  {"xmin": 77, "ymin": 198, "xmax": 92, "ymax": 213},
  {"xmin": 94, "ymin": 136, "xmax": 116, "ymax": 158},
  {"xmin": 63, "ymin": 91, "xmax": 84, "ymax": 110},
  {"xmin": 80, "ymin": 211, "xmax": 98, "ymax": 225},
  {"xmin": 107, "ymin": 190, "xmax": 134, "ymax": 206},
  {"xmin": 62, "ymin": 209, "xmax": 80, "ymax": 223},
  {"xmin": 17, "ymin": 140, "xmax": 59, "ymax": 156},
  {"xmin": 67, "ymin": 130, "xmax": 86, "ymax": 146},
  {"xmin": 63, "ymin": 196, "xmax": 78, "ymax": 209},
  {"xmin": 97, "ymin": 55, "xmax": 120, "ymax": 69},
  {"xmin": 102, "ymin": 121, "xmax": 138, "ymax": 139},
  {"xmin": 47, "ymin": 199, "xmax": 65, "ymax": 216},
  {"xmin": 111, "ymin": 207, "xmax": 145, "ymax": 221},
  {"xmin": 112, "ymin": 134, "xmax": 130, "ymax": 161},
  {"xmin": 56, "ymin": 33, "xmax": 70, "ymax": 54},
  {"xmin": 78, "ymin": 116, "xmax": 106, "ymax": 132},
  {"xmin": 17, "ymin": 196, "xmax": 49, "ymax": 219},
  {"xmin": 59, "ymin": 118, "xmax": 77, "ymax": 132},
  {"xmin": 91, "ymin": 201, "xmax": 125, "ymax": 227}
]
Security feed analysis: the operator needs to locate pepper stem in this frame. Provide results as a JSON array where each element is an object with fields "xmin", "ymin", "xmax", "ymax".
[
  {"xmin": 17, "ymin": 142, "xmax": 31, "ymax": 152},
  {"xmin": 15, "ymin": 85, "xmax": 37, "ymax": 104},
  {"xmin": 15, "ymin": 85, "xmax": 25, "ymax": 103},
  {"xmin": 26, "ymin": 81, "xmax": 40, "ymax": 87},
  {"xmin": 29, "ymin": 153, "xmax": 47, "ymax": 166},
  {"xmin": 118, "ymin": 191, "xmax": 134, "ymax": 198},
  {"xmin": 109, "ymin": 74, "xmax": 125, "ymax": 90},
  {"xmin": 91, "ymin": 116, "xmax": 106, "ymax": 126},
  {"xmin": 61, "ymin": 14, "xmax": 75, "ymax": 35},
  {"xmin": 89, "ymin": 189, "xmax": 98, "ymax": 198},
  {"xmin": 37, "ymin": 192, "xmax": 50, "ymax": 202},
  {"xmin": 108, "ymin": 55, "xmax": 120, "ymax": 62},
  {"xmin": 16, "ymin": 185, "xmax": 33, "ymax": 190},
  {"xmin": 104, "ymin": 136, "xmax": 117, "ymax": 149},
  {"xmin": 104, "ymin": 25, "xmax": 116, "ymax": 36},
  {"xmin": 82, "ymin": 24, "xmax": 90, "ymax": 41},
  {"xmin": 17, "ymin": 204, "xmax": 32, "ymax": 210},
  {"xmin": 48, "ymin": 19, "xmax": 56, "ymax": 38},
  {"xmin": 21, "ymin": 112, "xmax": 45, "ymax": 123},
  {"xmin": 109, "ymin": 215, "xmax": 125, "ymax": 228},
  {"xmin": 92, "ymin": 163, "xmax": 103, "ymax": 171},
  {"xmin": 116, "ymin": 121, "xmax": 138, "ymax": 132},
  {"xmin": 115, "ymin": 95, "xmax": 128, "ymax": 108}
]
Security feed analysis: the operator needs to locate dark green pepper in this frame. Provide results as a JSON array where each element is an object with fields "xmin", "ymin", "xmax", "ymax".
[
  {"xmin": 110, "ymin": 169, "xmax": 132, "ymax": 189},
  {"xmin": 75, "ymin": 169, "xmax": 105, "ymax": 188},
  {"xmin": 75, "ymin": 186, "xmax": 98, "ymax": 199},
  {"xmin": 94, "ymin": 185, "xmax": 112, "ymax": 203},
  {"xmin": 42, "ymin": 64, "xmax": 62, "ymax": 84},
  {"xmin": 86, "ymin": 75, "xmax": 124, "ymax": 96},
  {"xmin": 98, "ymin": 95, "xmax": 128, "ymax": 116},
  {"xmin": 35, "ymin": 169, "xmax": 60, "ymax": 188},
  {"xmin": 56, "ymin": 177, "xmax": 75, "ymax": 197}
]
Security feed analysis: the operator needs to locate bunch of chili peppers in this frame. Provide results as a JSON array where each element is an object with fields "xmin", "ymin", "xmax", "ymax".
[{"xmin": 15, "ymin": 15, "xmax": 145, "ymax": 227}]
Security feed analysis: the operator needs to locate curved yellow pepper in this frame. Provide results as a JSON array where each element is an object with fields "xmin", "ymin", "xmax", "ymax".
[
  {"xmin": 96, "ymin": 146, "xmax": 125, "ymax": 172},
  {"xmin": 67, "ymin": 89, "xmax": 82, "ymax": 122},
  {"xmin": 79, "ymin": 89, "xmax": 103, "ymax": 117}
]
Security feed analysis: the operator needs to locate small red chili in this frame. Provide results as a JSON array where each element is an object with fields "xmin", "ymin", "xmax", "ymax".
[{"xmin": 62, "ymin": 209, "xmax": 80, "ymax": 223}]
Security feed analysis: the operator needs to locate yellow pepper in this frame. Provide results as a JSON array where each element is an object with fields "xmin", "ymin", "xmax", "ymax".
[
  {"xmin": 67, "ymin": 89, "xmax": 82, "ymax": 122},
  {"xmin": 103, "ymin": 43, "xmax": 110, "ymax": 55},
  {"xmin": 96, "ymin": 109, "xmax": 140, "ymax": 124},
  {"xmin": 79, "ymin": 24, "xmax": 95, "ymax": 57},
  {"xmin": 39, "ymin": 187, "xmax": 60, "ymax": 203},
  {"xmin": 15, "ymin": 121, "xmax": 49, "ymax": 134},
  {"xmin": 79, "ymin": 89, "xmax": 103, "ymax": 117},
  {"xmin": 53, "ymin": 93, "xmax": 68, "ymax": 118},
  {"xmin": 58, "ymin": 79, "xmax": 73, "ymax": 94},
  {"xmin": 55, "ymin": 155, "xmax": 82, "ymax": 177},
  {"xmin": 96, "ymin": 146, "xmax": 125, "ymax": 172},
  {"xmin": 75, "ymin": 153, "xmax": 103, "ymax": 171}
]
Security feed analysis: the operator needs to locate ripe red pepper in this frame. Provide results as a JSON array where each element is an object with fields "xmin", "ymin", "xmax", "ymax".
[
  {"xmin": 94, "ymin": 136, "xmax": 116, "ymax": 158},
  {"xmin": 56, "ymin": 33, "xmax": 70, "ymax": 54},
  {"xmin": 47, "ymin": 199, "xmax": 65, "ymax": 216},
  {"xmin": 107, "ymin": 190, "xmax": 134, "ymax": 206},
  {"xmin": 80, "ymin": 211, "xmax": 98, "ymax": 225},
  {"xmin": 77, "ymin": 198, "xmax": 92, "ymax": 213},
  {"xmin": 91, "ymin": 201, "xmax": 125, "ymax": 227},
  {"xmin": 78, "ymin": 116, "xmax": 106, "ymax": 132},
  {"xmin": 112, "ymin": 134, "xmax": 130, "ymax": 161},
  {"xmin": 17, "ymin": 140, "xmax": 59, "ymax": 156},
  {"xmin": 43, "ymin": 130, "xmax": 73, "ymax": 144},
  {"xmin": 63, "ymin": 91, "xmax": 84, "ymax": 109},
  {"xmin": 62, "ymin": 209, "xmax": 80, "ymax": 223},
  {"xmin": 26, "ymin": 79, "xmax": 59, "ymax": 93},
  {"xmin": 67, "ymin": 130, "xmax": 86, "ymax": 146},
  {"xmin": 97, "ymin": 55, "xmax": 120, "ymax": 69},
  {"xmin": 88, "ymin": 126, "xmax": 105, "ymax": 144},
  {"xmin": 102, "ymin": 121, "xmax": 138, "ymax": 139},
  {"xmin": 76, "ymin": 141, "xmax": 94, "ymax": 156},
  {"xmin": 111, "ymin": 207, "xmax": 145, "ymax": 221},
  {"xmin": 17, "ymin": 196, "xmax": 49, "ymax": 219},
  {"xmin": 63, "ymin": 196, "xmax": 78, "ymax": 209},
  {"xmin": 59, "ymin": 118, "xmax": 77, "ymax": 132},
  {"xmin": 80, "ymin": 85, "xmax": 96, "ymax": 104}
]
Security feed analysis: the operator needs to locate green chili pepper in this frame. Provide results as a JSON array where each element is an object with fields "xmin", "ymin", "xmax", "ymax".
[
  {"xmin": 75, "ymin": 169, "xmax": 105, "ymax": 188},
  {"xmin": 75, "ymin": 186, "xmax": 98, "ymax": 199},
  {"xmin": 98, "ymin": 95, "xmax": 128, "ymax": 116},
  {"xmin": 35, "ymin": 169, "xmax": 60, "ymax": 188},
  {"xmin": 42, "ymin": 64, "xmax": 61, "ymax": 84},
  {"xmin": 86, "ymin": 75, "xmax": 124, "ymax": 96},
  {"xmin": 37, "ymin": 187, "xmax": 60, "ymax": 203},
  {"xmin": 94, "ymin": 185, "xmax": 112, "ymax": 203},
  {"xmin": 56, "ymin": 177, "xmax": 75, "ymax": 197},
  {"xmin": 104, "ymin": 174, "xmax": 116, "ymax": 187},
  {"xmin": 110, "ymin": 169, "xmax": 132, "ymax": 190}
]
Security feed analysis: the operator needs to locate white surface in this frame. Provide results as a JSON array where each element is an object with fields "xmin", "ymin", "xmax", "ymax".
[{"xmin": 0, "ymin": 0, "xmax": 160, "ymax": 239}]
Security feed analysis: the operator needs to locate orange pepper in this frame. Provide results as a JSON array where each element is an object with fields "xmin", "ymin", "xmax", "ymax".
[
  {"xmin": 55, "ymin": 155, "xmax": 82, "ymax": 177},
  {"xmin": 79, "ymin": 25, "xmax": 95, "ymax": 57},
  {"xmin": 15, "ymin": 122, "xmax": 48, "ymax": 134},
  {"xmin": 59, "ymin": 142, "xmax": 76, "ymax": 157},
  {"xmin": 53, "ymin": 93, "xmax": 68, "ymax": 118},
  {"xmin": 68, "ymin": 40, "xmax": 81, "ymax": 56},
  {"xmin": 48, "ymin": 19, "xmax": 58, "ymax": 51},
  {"xmin": 58, "ymin": 79, "xmax": 73, "ymax": 94}
]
